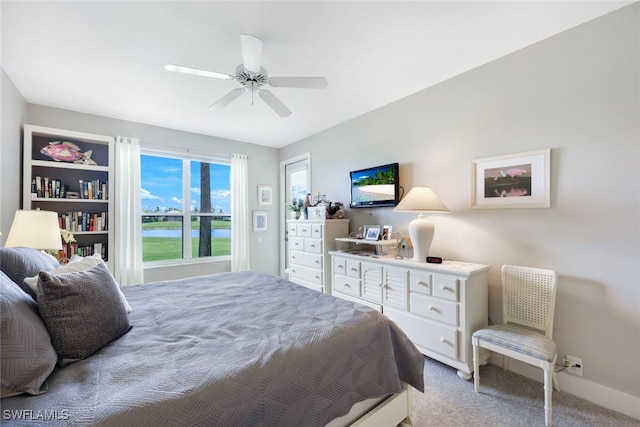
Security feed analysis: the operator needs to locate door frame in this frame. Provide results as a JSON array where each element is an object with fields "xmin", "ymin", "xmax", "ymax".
[{"xmin": 279, "ymin": 152, "xmax": 311, "ymax": 277}]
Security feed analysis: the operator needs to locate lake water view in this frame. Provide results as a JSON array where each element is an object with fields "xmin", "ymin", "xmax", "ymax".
[{"xmin": 142, "ymin": 229, "xmax": 231, "ymax": 238}]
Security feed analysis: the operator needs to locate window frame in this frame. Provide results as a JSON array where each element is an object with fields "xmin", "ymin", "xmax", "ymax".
[{"xmin": 141, "ymin": 149, "xmax": 231, "ymax": 267}]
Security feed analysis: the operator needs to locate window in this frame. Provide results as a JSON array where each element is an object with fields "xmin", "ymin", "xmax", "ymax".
[{"xmin": 140, "ymin": 153, "xmax": 231, "ymax": 264}]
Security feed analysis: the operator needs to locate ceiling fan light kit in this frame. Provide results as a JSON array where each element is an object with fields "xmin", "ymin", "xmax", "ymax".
[{"xmin": 165, "ymin": 34, "xmax": 328, "ymax": 117}]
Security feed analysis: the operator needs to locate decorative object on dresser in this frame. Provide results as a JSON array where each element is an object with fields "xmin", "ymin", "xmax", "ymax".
[
  {"xmin": 4, "ymin": 210, "xmax": 63, "ymax": 251},
  {"xmin": 330, "ymin": 250, "xmax": 490, "ymax": 380},
  {"xmin": 22, "ymin": 124, "xmax": 114, "ymax": 271},
  {"xmin": 287, "ymin": 219, "xmax": 349, "ymax": 294},
  {"xmin": 393, "ymin": 186, "xmax": 449, "ymax": 262}
]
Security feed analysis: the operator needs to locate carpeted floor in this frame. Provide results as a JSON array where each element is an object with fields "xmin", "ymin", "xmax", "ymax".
[{"xmin": 411, "ymin": 357, "xmax": 639, "ymax": 427}]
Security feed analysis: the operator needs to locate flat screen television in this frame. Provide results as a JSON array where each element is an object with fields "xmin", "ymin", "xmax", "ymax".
[{"xmin": 349, "ymin": 162, "xmax": 400, "ymax": 208}]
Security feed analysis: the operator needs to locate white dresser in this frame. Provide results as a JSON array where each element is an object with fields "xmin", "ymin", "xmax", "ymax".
[
  {"xmin": 330, "ymin": 251, "xmax": 490, "ymax": 379},
  {"xmin": 287, "ymin": 219, "xmax": 349, "ymax": 294}
]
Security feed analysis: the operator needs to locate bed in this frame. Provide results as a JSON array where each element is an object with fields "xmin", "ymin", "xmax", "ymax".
[{"xmin": 0, "ymin": 248, "xmax": 424, "ymax": 426}]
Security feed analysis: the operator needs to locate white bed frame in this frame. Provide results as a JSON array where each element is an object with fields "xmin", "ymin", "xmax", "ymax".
[{"xmin": 327, "ymin": 383, "xmax": 415, "ymax": 427}]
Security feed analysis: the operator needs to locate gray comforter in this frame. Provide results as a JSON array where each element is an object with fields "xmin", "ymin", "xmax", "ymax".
[{"xmin": 3, "ymin": 271, "xmax": 424, "ymax": 426}]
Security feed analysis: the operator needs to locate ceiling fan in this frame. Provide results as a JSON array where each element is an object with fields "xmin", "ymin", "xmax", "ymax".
[{"xmin": 165, "ymin": 34, "xmax": 328, "ymax": 118}]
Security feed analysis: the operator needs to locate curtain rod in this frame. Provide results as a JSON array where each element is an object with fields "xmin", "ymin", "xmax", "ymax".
[{"xmin": 140, "ymin": 141, "xmax": 233, "ymax": 160}]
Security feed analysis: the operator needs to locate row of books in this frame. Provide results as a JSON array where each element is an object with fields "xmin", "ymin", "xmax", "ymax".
[
  {"xmin": 30, "ymin": 176, "xmax": 108, "ymax": 200},
  {"xmin": 59, "ymin": 211, "xmax": 109, "ymax": 232},
  {"xmin": 58, "ymin": 242, "xmax": 107, "ymax": 262}
]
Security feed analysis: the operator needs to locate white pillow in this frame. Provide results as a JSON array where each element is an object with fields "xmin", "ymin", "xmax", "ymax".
[{"xmin": 24, "ymin": 254, "xmax": 132, "ymax": 313}]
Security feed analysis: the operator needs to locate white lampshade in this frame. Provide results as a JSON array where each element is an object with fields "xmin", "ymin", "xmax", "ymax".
[
  {"xmin": 394, "ymin": 186, "xmax": 449, "ymax": 262},
  {"xmin": 4, "ymin": 210, "xmax": 63, "ymax": 250}
]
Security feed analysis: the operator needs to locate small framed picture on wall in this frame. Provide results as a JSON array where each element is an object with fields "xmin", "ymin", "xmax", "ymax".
[
  {"xmin": 258, "ymin": 185, "xmax": 273, "ymax": 206},
  {"xmin": 253, "ymin": 211, "xmax": 268, "ymax": 232}
]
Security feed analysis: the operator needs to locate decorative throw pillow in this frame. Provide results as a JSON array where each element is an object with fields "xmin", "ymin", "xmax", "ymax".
[
  {"xmin": 37, "ymin": 262, "xmax": 132, "ymax": 366},
  {"xmin": 24, "ymin": 254, "xmax": 132, "ymax": 313},
  {"xmin": 0, "ymin": 247, "xmax": 60, "ymax": 298},
  {"xmin": 0, "ymin": 270, "xmax": 57, "ymax": 397}
]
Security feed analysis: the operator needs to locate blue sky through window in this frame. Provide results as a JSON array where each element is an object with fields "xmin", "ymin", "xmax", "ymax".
[{"xmin": 141, "ymin": 154, "xmax": 230, "ymax": 213}]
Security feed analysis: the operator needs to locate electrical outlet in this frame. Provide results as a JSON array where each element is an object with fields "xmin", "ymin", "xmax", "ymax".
[{"xmin": 564, "ymin": 355, "xmax": 583, "ymax": 376}]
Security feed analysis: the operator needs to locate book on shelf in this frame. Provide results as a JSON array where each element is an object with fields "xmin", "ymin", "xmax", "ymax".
[
  {"xmin": 34, "ymin": 176, "xmax": 104, "ymax": 200},
  {"xmin": 58, "ymin": 242, "xmax": 107, "ymax": 262},
  {"xmin": 59, "ymin": 211, "xmax": 108, "ymax": 232}
]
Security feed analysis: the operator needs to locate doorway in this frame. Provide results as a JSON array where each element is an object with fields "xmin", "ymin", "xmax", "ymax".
[{"xmin": 279, "ymin": 153, "xmax": 310, "ymax": 277}]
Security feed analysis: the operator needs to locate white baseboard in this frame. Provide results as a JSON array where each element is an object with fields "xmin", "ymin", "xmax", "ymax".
[{"xmin": 489, "ymin": 357, "xmax": 640, "ymax": 420}]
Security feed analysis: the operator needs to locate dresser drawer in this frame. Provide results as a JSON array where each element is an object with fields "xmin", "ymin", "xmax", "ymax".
[
  {"xmin": 384, "ymin": 307, "xmax": 458, "ymax": 360},
  {"xmin": 288, "ymin": 222, "xmax": 297, "ymax": 236},
  {"xmin": 433, "ymin": 275, "xmax": 459, "ymax": 301},
  {"xmin": 290, "ymin": 264, "xmax": 323, "ymax": 286},
  {"xmin": 290, "ymin": 251, "xmax": 322, "ymax": 269},
  {"xmin": 333, "ymin": 257, "xmax": 347, "ymax": 276},
  {"xmin": 410, "ymin": 293, "xmax": 458, "ymax": 327},
  {"xmin": 311, "ymin": 223, "xmax": 323, "ymax": 238},
  {"xmin": 333, "ymin": 274, "xmax": 360, "ymax": 297},
  {"xmin": 346, "ymin": 259, "xmax": 361, "ymax": 278},
  {"xmin": 296, "ymin": 223, "xmax": 312, "ymax": 237},
  {"xmin": 410, "ymin": 270, "xmax": 432, "ymax": 295},
  {"xmin": 304, "ymin": 238, "xmax": 323, "ymax": 254},
  {"xmin": 289, "ymin": 236, "xmax": 304, "ymax": 251}
]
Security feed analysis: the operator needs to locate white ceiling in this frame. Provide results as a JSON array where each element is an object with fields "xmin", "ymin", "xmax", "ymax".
[{"xmin": 1, "ymin": 1, "xmax": 631, "ymax": 148}]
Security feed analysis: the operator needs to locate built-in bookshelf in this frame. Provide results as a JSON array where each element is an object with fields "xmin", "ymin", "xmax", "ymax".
[{"xmin": 23, "ymin": 124, "xmax": 115, "ymax": 270}]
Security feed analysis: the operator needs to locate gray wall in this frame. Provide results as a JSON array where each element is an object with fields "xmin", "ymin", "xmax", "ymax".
[
  {"xmin": 0, "ymin": 68, "xmax": 28, "ymax": 240},
  {"xmin": 280, "ymin": 4, "xmax": 639, "ymax": 405}
]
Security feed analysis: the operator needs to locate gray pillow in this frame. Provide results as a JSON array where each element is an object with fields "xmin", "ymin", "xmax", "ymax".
[
  {"xmin": 0, "ymin": 247, "xmax": 60, "ymax": 298},
  {"xmin": 0, "ymin": 270, "xmax": 57, "ymax": 397},
  {"xmin": 37, "ymin": 262, "xmax": 132, "ymax": 366}
]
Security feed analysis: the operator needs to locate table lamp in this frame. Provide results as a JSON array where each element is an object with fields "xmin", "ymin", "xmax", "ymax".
[
  {"xmin": 4, "ymin": 209, "xmax": 63, "ymax": 250},
  {"xmin": 393, "ymin": 186, "xmax": 449, "ymax": 262}
]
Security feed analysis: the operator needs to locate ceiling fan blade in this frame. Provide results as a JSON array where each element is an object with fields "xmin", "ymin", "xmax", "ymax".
[
  {"xmin": 259, "ymin": 90, "xmax": 292, "ymax": 117},
  {"xmin": 240, "ymin": 34, "xmax": 263, "ymax": 74},
  {"xmin": 209, "ymin": 88, "xmax": 244, "ymax": 110},
  {"xmin": 165, "ymin": 64, "xmax": 234, "ymax": 80},
  {"xmin": 268, "ymin": 77, "xmax": 328, "ymax": 89}
]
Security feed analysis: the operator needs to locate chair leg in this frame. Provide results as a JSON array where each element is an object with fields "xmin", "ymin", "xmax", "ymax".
[
  {"xmin": 503, "ymin": 354, "xmax": 508, "ymax": 371},
  {"xmin": 544, "ymin": 366, "xmax": 553, "ymax": 426},
  {"xmin": 472, "ymin": 339, "xmax": 480, "ymax": 392}
]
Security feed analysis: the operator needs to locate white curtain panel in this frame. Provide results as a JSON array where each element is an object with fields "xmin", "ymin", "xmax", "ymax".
[
  {"xmin": 114, "ymin": 136, "xmax": 144, "ymax": 285},
  {"xmin": 231, "ymin": 153, "xmax": 250, "ymax": 271}
]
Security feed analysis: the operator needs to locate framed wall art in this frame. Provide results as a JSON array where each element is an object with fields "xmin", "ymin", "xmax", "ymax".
[
  {"xmin": 471, "ymin": 148, "xmax": 550, "ymax": 209},
  {"xmin": 253, "ymin": 211, "xmax": 268, "ymax": 232},
  {"xmin": 258, "ymin": 184, "xmax": 272, "ymax": 206}
]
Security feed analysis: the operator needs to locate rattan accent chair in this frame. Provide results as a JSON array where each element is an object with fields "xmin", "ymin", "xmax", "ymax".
[{"xmin": 472, "ymin": 265, "xmax": 559, "ymax": 426}]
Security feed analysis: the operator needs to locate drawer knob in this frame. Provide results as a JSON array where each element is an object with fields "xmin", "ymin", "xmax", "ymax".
[
  {"xmin": 310, "ymin": 244, "xmax": 316, "ymax": 248},
  {"xmin": 428, "ymin": 306, "xmax": 439, "ymax": 312},
  {"xmin": 417, "ymin": 281, "xmax": 428, "ymax": 286},
  {"xmin": 441, "ymin": 285, "xmax": 452, "ymax": 291},
  {"xmin": 315, "ymin": 260, "xmax": 320, "ymax": 264},
  {"xmin": 338, "ymin": 265, "xmax": 344, "ymax": 270},
  {"xmin": 315, "ymin": 276, "xmax": 320, "ymax": 279},
  {"xmin": 344, "ymin": 283, "xmax": 351, "ymax": 288},
  {"xmin": 350, "ymin": 267, "xmax": 358, "ymax": 272},
  {"xmin": 440, "ymin": 338, "xmax": 447, "ymax": 344}
]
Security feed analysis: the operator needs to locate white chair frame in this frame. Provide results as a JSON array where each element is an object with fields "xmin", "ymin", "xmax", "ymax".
[{"xmin": 472, "ymin": 265, "xmax": 559, "ymax": 426}]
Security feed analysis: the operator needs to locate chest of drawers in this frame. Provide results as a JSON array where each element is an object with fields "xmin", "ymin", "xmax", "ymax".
[
  {"xmin": 287, "ymin": 219, "xmax": 349, "ymax": 294},
  {"xmin": 330, "ymin": 251, "xmax": 490, "ymax": 379}
]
